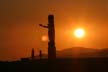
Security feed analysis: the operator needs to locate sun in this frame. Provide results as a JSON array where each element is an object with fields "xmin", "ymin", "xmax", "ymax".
[{"xmin": 74, "ymin": 28, "xmax": 85, "ymax": 38}]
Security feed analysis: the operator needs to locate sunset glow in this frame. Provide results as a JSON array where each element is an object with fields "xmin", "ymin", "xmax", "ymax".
[
  {"xmin": 0, "ymin": 0, "xmax": 108, "ymax": 61},
  {"xmin": 74, "ymin": 28, "xmax": 85, "ymax": 38}
]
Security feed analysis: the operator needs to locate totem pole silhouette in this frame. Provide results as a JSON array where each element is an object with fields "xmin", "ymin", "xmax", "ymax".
[{"xmin": 39, "ymin": 15, "xmax": 56, "ymax": 60}]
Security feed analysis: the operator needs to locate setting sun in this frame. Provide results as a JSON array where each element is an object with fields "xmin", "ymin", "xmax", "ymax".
[{"xmin": 74, "ymin": 28, "xmax": 85, "ymax": 38}]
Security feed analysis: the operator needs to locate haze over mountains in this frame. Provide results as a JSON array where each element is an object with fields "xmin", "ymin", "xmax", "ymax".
[{"xmin": 56, "ymin": 47, "xmax": 108, "ymax": 58}]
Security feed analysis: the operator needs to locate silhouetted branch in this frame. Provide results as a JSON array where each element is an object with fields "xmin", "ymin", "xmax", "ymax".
[{"xmin": 39, "ymin": 24, "xmax": 48, "ymax": 28}]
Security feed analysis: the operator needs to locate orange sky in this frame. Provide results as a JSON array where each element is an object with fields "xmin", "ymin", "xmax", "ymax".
[{"xmin": 0, "ymin": 0, "xmax": 108, "ymax": 61}]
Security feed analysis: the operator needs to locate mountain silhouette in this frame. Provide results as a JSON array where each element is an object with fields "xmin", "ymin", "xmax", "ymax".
[
  {"xmin": 56, "ymin": 47, "xmax": 108, "ymax": 58},
  {"xmin": 98, "ymin": 48, "xmax": 108, "ymax": 57}
]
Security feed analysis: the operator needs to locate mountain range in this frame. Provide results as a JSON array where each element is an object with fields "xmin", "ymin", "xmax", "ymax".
[{"xmin": 56, "ymin": 47, "xmax": 108, "ymax": 58}]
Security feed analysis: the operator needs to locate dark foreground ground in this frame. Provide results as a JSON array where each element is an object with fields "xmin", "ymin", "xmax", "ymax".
[{"xmin": 0, "ymin": 58, "xmax": 108, "ymax": 72}]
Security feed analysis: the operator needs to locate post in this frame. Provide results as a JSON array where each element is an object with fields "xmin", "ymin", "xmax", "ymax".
[
  {"xmin": 39, "ymin": 15, "xmax": 56, "ymax": 60},
  {"xmin": 31, "ymin": 48, "xmax": 35, "ymax": 60},
  {"xmin": 39, "ymin": 50, "xmax": 42, "ymax": 60}
]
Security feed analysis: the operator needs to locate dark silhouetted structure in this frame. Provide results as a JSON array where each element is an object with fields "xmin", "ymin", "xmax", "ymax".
[
  {"xmin": 39, "ymin": 15, "xmax": 56, "ymax": 60},
  {"xmin": 31, "ymin": 48, "xmax": 35, "ymax": 60},
  {"xmin": 39, "ymin": 50, "xmax": 42, "ymax": 60}
]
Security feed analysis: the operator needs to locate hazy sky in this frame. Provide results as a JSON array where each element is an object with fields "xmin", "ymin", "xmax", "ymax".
[{"xmin": 0, "ymin": 0, "xmax": 108, "ymax": 61}]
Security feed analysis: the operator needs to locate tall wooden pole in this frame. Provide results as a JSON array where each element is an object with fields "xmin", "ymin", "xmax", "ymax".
[{"xmin": 39, "ymin": 15, "xmax": 56, "ymax": 60}]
